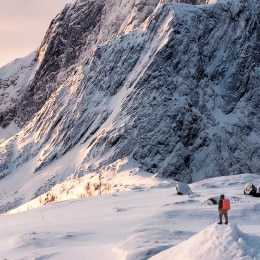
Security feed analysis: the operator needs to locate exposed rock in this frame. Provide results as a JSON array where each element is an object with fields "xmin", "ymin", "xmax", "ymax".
[
  {"xmin": 244, "ymin": 183, "xmax": 257, "ymax": 195},
  {"xmin": 207, "ymin": 197, "xmax": 217, "ymax": 205},
  {"xmin": 0, "ymin": 52, "xmax": 37, "ymax": 128}
]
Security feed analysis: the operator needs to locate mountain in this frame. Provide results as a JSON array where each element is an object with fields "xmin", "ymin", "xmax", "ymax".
[{"xmin": 0, "ymin": 0, "xmax": 260, "ymax": 212}]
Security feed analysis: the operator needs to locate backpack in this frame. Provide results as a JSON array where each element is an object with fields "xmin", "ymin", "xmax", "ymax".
[{"xmin": 222, "ymin": 199, "xmax": 230, "ymax": 210}]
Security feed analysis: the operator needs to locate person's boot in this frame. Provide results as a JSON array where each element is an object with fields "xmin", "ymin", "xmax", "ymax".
[{"xmin": 218, "ymin": 222, "xmax": 223, "ymax": 224}]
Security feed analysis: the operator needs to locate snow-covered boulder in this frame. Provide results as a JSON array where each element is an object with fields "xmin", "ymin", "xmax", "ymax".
[
  {"xmin": 176, "ymin": 182, "xmax": 192, "ymax": 195},
  {"xmin": 244, "ymin": 183, "xmax": 257, "ymax": 195},
  {"xmin": 252, "ymin": 185, "xmax": 260, "ymax": 197},
  {"xmin": 207, "ymin": 197, "xmax": 217, "ymax": 205}
]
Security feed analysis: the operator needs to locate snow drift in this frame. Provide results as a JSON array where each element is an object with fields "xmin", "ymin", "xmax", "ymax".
[{"xmin": 150, "ymin": 223, "xmax": 260, "ymax": 260}]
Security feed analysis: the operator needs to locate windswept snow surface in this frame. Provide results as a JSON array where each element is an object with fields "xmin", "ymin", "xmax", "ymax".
[{"xmin": 1, "ymin": 173, "xmax": 260, "ymax": 259}]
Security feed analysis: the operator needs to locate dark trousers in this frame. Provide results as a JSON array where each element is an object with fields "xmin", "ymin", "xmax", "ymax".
[{"xmin": 219, "ymin": 209, "xmax": 228, "ymax": 224}]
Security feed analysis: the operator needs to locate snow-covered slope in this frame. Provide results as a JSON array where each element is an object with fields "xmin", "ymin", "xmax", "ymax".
[
  {"xmin": 1, "ymin": 173, "xmax": 260, "ymax": 259},
  {"xmin": 0, "ymin": 0, "xmax": 260, "ymax": 212},
  {"xmin": 150, "ymin": 223, "xmax": 260, "ymax": 260}
]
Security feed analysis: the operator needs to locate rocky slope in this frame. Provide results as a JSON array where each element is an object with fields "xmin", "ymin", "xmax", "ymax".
[{"xmin": 0, "ymin": 0, "xmax": 260, "ymax": 210}]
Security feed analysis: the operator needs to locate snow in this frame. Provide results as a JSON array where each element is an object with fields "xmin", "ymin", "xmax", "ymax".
[
  {"xmin": 150, "ymin": 223, "xmax": 260, "ymax": 260},
  {"xmin": 1, "ymin": 171, "xmax": 260, "ymax": 259},
  {"xmin": 0, "ymin": 121, "xmax": 20, "ymax": 143}
]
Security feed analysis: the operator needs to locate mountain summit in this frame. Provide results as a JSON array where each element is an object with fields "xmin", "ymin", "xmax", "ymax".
[{"xmin": 0, "ymin": 0, "xmax": 260, "ymax": 210}]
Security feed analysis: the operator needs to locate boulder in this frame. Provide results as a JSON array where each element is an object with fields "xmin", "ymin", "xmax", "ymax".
[
  {"xmin": 176, "ymin": 182, "xmax": 192, "ymax": 195},
  {"xmin": 257, "ymin": 185, "xmax": 260, "ymax": 194},
  {"xmin": 207, "ymin": 197, "xmax": 217, "ymax": 205},
  {"xmin": 244, "ymin": 183, "xmax": 257, "ymax": 195},
  {"xmin": 252, "ymin": 185, "xmax": 260, "ymax": 197}
]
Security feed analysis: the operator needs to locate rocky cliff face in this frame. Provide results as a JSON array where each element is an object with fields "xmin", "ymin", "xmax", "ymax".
[
  {"xmin": 0, "ymin": 0, "xmax": 259, "ymax": 204},
  {"xmin": 1, "ymin": 0, "xmax": 212, "ymax": 128}
]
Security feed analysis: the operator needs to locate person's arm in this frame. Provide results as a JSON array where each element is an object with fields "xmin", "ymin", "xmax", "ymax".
[{"xmin": 218, "ymin": 200, "xmax": 223, "ymax": 210}]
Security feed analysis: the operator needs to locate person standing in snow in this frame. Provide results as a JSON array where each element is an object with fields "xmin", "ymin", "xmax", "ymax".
[{"xmin": 218, "ymin": 194, "xmax": 228, "ymax": 225}]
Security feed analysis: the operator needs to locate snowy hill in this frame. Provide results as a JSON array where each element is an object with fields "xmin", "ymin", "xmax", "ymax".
[
  {"xmin": 0, "ymin": 0, "xmax": 260, "ymax": 215},
  {"xmin": 150, "ymin": 223, "xmax": 260, "ymax": 260},
  {"xmin": 1, "ymin": 173, "xmax": 260, "ymax": 259}
]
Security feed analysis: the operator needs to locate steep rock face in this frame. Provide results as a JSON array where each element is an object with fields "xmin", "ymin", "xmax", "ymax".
[
  {"xmin": 0, "ymin": 1, "xmax": 212, "ymax": 129},
  {"xmin": 77, "ymin": 0, "xmax": 260, "ymax": 182},
  {"xmin": 15, "ymin": 0, "xmax": 134, "ymax": 126},
  {"xmin": 0, "ymin": 0, "xmax": 260, "ymax": 188},
  {"xmin": 0, "ymin": 52, "xmax": 37, "ymax": 128},
  {"xmin": 0, "ymin": 0, "xmax": 212, "ymax": 129}
]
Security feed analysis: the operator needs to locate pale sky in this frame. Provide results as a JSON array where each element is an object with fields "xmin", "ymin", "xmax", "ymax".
[{"xmin": 0, "ymin": 0, "xmax": 73, "ymax": 67}]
